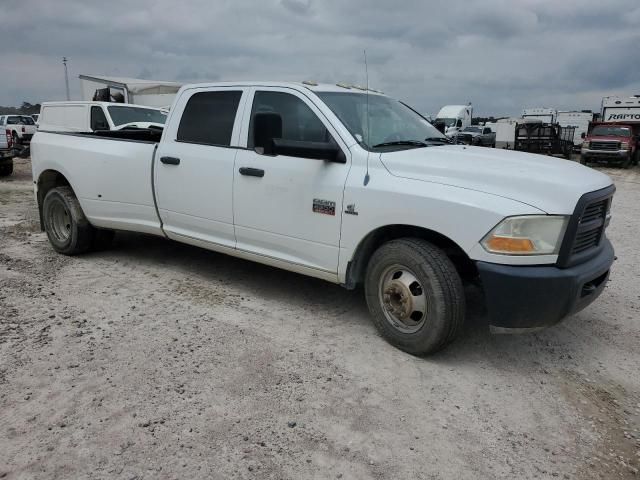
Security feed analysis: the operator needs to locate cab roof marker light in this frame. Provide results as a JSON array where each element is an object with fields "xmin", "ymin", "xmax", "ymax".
[
  {"xmin": 302, "ymin": 80, "xmax": 318, "ymax": 86},
  {"xmin": 336, "ymin": 83, "xmax": 352, "ymax": 89}
]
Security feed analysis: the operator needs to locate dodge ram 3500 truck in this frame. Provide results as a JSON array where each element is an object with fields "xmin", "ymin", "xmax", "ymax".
[{"xmin": 31, "ymin": 82, "xmax": 616, "ymax": 355}]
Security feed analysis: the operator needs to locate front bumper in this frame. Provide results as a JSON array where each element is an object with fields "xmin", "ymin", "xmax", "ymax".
[
  {"xmin": 581, "ymin": 149, "xmax": 629, "ymax": 161},
  {"xmin": 477, "ymin": 239, "xmax": 614, "ymax": 330}
]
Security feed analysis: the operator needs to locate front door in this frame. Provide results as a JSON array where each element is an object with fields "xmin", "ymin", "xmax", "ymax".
[
  {"xmin": 233, "ymin": 88, "xmax": 350, "ymax": 274},
  {"xmin": 155, "ymin": 87, "xmax": 247, "ymax": 248}
]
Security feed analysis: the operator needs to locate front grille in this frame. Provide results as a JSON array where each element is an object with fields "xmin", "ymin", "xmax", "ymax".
[
  {"xmin": 557, "ymin": 186, "xmax": 614, "ymax": 268},
  {"xmin": 457, "ymin": 134, "xmax": 473, "ymax": 144},
  {"xmin": 590, "ymin": 141, "xmax": 619, "ymax": 151},
  {"xmin": 571, "ymin": 198, "xmax": 609, "ymax": 255}
]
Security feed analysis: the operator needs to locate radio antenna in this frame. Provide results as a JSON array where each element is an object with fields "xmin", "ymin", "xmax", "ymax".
[{"xmin": 363, "ymin": 49, "xmax": 371, "ymax": 186}]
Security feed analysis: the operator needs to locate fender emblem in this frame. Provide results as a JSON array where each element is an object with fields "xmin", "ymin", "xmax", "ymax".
[{"xmin": 345, "ymin": 204, "xmax": 359, "ymax": 216}]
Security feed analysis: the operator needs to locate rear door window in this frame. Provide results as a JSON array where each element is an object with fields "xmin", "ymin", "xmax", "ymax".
[{"xmin": 177, "ymin": 91, "xmax": 242, "ymax": 146}]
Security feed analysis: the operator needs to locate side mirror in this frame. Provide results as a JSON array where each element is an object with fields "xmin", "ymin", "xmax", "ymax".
[
  {"xmin": 253, "ymin": 112, "xmax": 282, "ymax": 155},
  {"xmin": 581, "ymin": 132, "xmax": 586, "ymax": 139},
  {"xmin": 456, "ymin": 119, "xmax": 462, "ymax": 128},
  {"xmin": 272, "ymin": 138, "xmax": 346, "ymax": 163}
]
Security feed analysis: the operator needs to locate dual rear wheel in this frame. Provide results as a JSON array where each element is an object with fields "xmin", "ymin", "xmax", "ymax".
[{"xmin": 43, "ymin": 186, "xmax": 114, "ymax": 255}]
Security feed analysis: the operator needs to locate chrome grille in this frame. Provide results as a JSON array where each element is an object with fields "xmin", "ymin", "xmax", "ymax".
[{"xmin": 590, "ymin": 141, "xmax": 619, "ymax": 151}]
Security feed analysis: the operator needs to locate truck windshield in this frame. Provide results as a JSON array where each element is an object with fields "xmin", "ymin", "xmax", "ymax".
[
  {"xmin": 590, "ymin": 125, "xmax": 631, "ymax": 137},
  {"xmin": 317, "ymin": 92, "xmax": 447, "ymax": 151},
  {"xmin": 437, "ymin": 118, "xmax": 457, "ymax": 127},
  {"xmin": 107, "ymin": 106, "xmax": 167, "ymax": 127},
  {"xmin": 462, "ymin": 126, "xmax": 481, "ymax": 133}
]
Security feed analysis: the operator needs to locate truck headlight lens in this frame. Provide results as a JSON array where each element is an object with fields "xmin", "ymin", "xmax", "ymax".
[
  {"xmin": 581, "ymin": 142, "xmax": 589, "ymax": 151},
  {"xmin": 620, "ymin": 142, "xmax": 629, "ymax": 150},
  {"xmin": 481, "ymin": 215, "xmax": 569, "ymax": 255}
]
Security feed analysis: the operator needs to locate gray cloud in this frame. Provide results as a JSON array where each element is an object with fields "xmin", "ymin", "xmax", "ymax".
[{"xmin": 1, "ymin": 0, "xmax": 639, "ymax": 116}]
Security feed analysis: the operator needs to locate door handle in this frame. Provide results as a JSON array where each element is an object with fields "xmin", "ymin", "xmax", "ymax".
[
  {"xmin": 239, "ymin": 167, "xmax": 264, "ymax": 178},
  {"xmin": 160, "ymin": 156, "xmax": 180, "ymax": 165}
]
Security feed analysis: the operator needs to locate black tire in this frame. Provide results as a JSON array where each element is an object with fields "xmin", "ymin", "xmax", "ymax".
[
  {"xmin": 621, "ymin": 152, "xmax": 632, "ymax": 169},
  {"xmin": 579, "ymin": 155, "xmax": 587, "ymax": 165},
  {"xmin": 92, "ymin": 228, "xmax": 115, "ymax": 251},
  {"xmin": 364, "ymin": 238, "xmax": 465, "ymax": 356},
  {"xmin": 42, "ymin": 186, "xmax": 94, "ymax": 255},
  {"xmin": 12, "ymin": 132, "xmax": 20, "ymax": 145},
  {"xmin": 491, "ymin": 143, "xmax": 496, "ymax": 148},
  {"xmin": 0, "ymin": 163, "xmax": 13, "ymax": 177}
]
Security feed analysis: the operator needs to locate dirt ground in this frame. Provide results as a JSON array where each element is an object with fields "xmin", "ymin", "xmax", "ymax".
[{"xmin": 1, "ymin": 157, "xmax": 639, "ymax": 480}]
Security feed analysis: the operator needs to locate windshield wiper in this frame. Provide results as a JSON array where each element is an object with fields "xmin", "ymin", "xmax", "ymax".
[
  {"xmin": 424, "ymin": 136, "xmax": 453, "ymax": 144},
  {"xmin": 372, "ymin": 140, "xmax": 428, "ymax": 148}
]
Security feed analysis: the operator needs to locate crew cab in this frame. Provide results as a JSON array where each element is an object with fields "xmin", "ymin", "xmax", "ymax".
[
  {"xmin": 31, "ymin": 81, "xmax": 616, "ymax": 355},
  {"xmin": 0, "ymin": 115, "xmax": 37, "ymax": 145},
  {"xmin": 38, "ymin": 101, "xmax": 167, "ymax": 133},
  {"xmin": 456, "ymin": 125, "xmax": 496, "ymax": 147}
]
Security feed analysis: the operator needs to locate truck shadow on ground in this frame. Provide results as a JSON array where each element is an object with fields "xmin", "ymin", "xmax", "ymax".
[{"xmin": 95, "ymin": 230, "xmax": 596, "ymax": 364}]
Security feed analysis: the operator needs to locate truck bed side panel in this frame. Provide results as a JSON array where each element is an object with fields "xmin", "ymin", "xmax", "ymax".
[{"xmin": 31, "ymin": 132, "xmax": 162, "ymax": 235}]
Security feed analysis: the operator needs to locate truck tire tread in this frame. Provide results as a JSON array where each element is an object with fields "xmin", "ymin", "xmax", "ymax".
[{"xmin": 364, "ymin": 238, "xmax": 465, "ymax": 355}]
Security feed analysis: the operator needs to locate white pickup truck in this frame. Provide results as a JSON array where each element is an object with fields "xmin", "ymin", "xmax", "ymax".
[{"xmin": 31, "ymin": 82, "xmax": 615, "ymax": 355}]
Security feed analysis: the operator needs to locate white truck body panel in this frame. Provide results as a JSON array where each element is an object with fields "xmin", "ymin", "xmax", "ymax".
[
  {"xmin": 557, "ymin": 111, "xmax": 594, "ymax": 147},
  {"xmin": 600, "ymin": 96, "xmax": 640, "ymax": 124},
  {"xmin": 31, "ymin": 81, "xmax": 614, "ymax": 284},
  {"xmin": 495, "ymin": 118, "xmax": 519, "ymax": 148},
  {"xmin": 522, "ymin": 108, "xmax": 557, "ymax": 124},
  {"xmin": 79, "ymin": 75, "xmax": 182, "ymax": 108}
]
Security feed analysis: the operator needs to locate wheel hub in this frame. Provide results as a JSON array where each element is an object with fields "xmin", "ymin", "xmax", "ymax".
[{"xmin": 379, "ymin": 266, "xmax": 428, "ymax": 333}]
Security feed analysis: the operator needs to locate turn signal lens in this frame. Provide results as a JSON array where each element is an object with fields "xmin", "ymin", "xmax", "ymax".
[
  {"xmin": 485, "ymin": 236, "xmax": 535, "ymax": 253},
  {"xmin": 481, "ymin": 215, "xmax": 569, "ymax": 256}
]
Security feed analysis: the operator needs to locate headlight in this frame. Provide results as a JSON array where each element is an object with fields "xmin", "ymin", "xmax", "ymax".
[
  {"xmin": 481, "ymin": 215, "xmax": 569, "ymax": 255},
  {"xmin": 620, "ymin": 142, "xmax": 629, "ymax": 150},
  {"xmin": 581, "ymin": 142, "xmax": 589, "ymax": 151}
]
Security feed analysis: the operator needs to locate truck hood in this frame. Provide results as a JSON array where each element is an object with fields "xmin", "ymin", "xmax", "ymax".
[
  {"xmin": 586, "ymin": 135, "xmax": 628, "ymax": 143},
  {"xmin": 379, "ymin": 145, "xmax": 612, "ymax": 214}
]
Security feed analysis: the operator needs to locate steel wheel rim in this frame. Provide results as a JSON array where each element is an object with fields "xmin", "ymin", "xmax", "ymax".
[
  {"xmin": 378, "ymin": 264, "xmax": 428, "ymax": 334},
  {"xmin": 49, "ymin": 199, "xmax": 72, "ymax": 243}
]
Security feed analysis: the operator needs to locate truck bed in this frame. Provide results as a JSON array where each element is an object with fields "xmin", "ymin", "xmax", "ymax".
[{"xmin": 32, "ymin": 131, "xmax": 163, "ymax": 235}]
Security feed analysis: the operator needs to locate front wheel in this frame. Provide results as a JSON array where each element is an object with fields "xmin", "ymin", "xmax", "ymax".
[
  {"xmin": 621, "ymin": 152, "xmax": 632, "ymax": 169},
  {"xmin": 364, "ymin": 238, "xmax": 465, "ymax": 355}
]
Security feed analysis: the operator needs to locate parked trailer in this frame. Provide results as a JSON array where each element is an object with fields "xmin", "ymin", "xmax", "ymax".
[
  {"xmin": 495, "ymin": 118, "xmax": 519, "ymax": 149},
  {"xmin": 514, "ymin": 122, "xmax": 575, "ymax": 159},
  {"xmin": 522, "ymin": 108, "xmax": 557, "ymax": 124}
]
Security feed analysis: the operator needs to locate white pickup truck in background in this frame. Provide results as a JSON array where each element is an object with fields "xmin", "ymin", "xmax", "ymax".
[
  {"xmin": 31, "ymin": 81, "xmax": 615, "ymax": 355},
  {"xmin": 0, "ymin": 114, "xmax": 37, "ymax": 145},
  {"xmin": 38, "ymin": 101, "xmax": 168, "ymax": 133}
]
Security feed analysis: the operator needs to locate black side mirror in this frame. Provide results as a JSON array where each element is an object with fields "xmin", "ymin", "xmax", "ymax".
[
  {"xmin": 253, "ymin": 112, "xmax": 282, "ymax": 155},
  {"xmin": 272, "ymin": 138, "xmax": 346, "ymax": 163},
  {"xmin": 581, "ymin": 132, "xmax": 586, "ymax": 139}
]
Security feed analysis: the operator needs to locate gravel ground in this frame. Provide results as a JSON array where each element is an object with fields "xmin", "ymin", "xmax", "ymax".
[{"xmin": 1, "ymin": 157, "xmax": 639, "ymax": 480}]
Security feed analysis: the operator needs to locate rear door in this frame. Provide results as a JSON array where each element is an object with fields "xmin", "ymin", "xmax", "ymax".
[
  {"xmin": 232, "ymin": 88, "xmax": 350, "ymax": 274},
  {"xmin": 154, "ymin": 87, "xmax": 248, "ymax": 249}
]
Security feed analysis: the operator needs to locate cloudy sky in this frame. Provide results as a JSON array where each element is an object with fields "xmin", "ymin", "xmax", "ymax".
[{"xmin": 2, "ymin": 0, "xmax": 639, "ymax": 116}]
